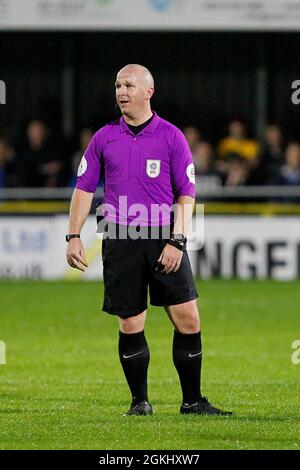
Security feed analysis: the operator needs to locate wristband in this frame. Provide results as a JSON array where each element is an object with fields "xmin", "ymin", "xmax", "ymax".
[
  {"xmin": 167, "ymin": 239, "xmax": 186, "ymax": 252},
  {"xmin": 65, "ymin": 234, "xmax": 80, "ymax": 242}
]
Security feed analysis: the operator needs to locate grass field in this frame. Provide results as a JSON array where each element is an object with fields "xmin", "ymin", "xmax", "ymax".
[{"xmin": 0, "ymin": 279, "xmax": 300, "ymax": 450}]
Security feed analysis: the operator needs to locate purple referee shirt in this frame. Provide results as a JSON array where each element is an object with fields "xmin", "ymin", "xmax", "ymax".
[{"xmin": 76, "ymin": 112, "xmax": 195, "ymax": 226}]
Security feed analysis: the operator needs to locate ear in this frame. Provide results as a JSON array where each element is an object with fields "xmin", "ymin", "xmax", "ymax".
[{"xmin": 145, "ymin": 87, "xmax": 154, "ymax": 101}]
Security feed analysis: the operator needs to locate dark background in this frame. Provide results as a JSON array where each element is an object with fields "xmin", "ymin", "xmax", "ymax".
[{"xmin": 1, "ymin": 31, "xmax": 300, "ymax": 140}]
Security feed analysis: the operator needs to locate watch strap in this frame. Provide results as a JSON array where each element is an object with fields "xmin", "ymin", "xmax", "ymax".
[
  {"xmin": 167, "ymin": 239, "xmax": 186, "ymax": 252},
  {"xmin": 66, "ymin": 234, "xmax": 81, "ymax": 242}
]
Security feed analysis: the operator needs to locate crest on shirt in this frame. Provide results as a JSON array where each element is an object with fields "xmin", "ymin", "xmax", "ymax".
[
  {"xmin": 77, "ymin": 155, "xmax": 87, "ymax": 177},
  {"xmin": 186, "ymin": 163, "xmax": 195, "ymax": 184},
  {"xmin": 146, "ymin": 159, "xmax": 161, "ymax": 178}
]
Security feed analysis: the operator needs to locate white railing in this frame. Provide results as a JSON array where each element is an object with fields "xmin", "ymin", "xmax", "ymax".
[{"xmin": 1, "ymin": 186, "xmax": 300, "ymax": 200}]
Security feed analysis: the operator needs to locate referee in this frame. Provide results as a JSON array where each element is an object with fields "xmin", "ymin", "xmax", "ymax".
[{"xmin": 66, "ymin": 64, "xmax": 232, "ymax": 416}]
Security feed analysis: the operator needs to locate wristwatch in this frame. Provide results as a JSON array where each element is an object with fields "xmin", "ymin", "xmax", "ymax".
[
  {"xmin": 65, "ymin": 234, "xmax": 81, "ymax": 242},
  {"xmin": 171, "ymin": 233, "xmax": 187, "ymax": 244},
  {"xmin": 167, "ymin": 233, "xmax": 187, "ymax": 251}
]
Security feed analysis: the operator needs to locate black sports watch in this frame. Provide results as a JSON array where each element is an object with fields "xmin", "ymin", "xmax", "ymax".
[
  {"xmin": 167, "ymin": 233, "xmax": 187, "ymax": 251},
  {"xmin": 65, "ymin": 234, "xmax": 81, "ymax": 242},
  {"xmin": 171, "ymin": 233, "xmax": 187, "ymax": 244}
]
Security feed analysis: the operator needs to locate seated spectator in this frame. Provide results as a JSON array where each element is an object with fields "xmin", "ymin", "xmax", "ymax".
[
  {"xmin": 273, "ymin": 142, "xmax": 300, "ymax": 186},
  {"xmin": 217, "ymin": 118, "xmax": 260, "ymax": 173},
  {"xmin": 183, "ymin": 125, "xmax": 202, "ymax": 154},
  {"xmin": 16, "ymin": 120, "xmax": 63, "ymax": 187},
  {"xmin": 256, "ymin": 124, "xmax": 285, "ymax": 184},
  {"xmin": 225, "ymin": 157, "xmax": 251, "ymax": 187},
  {"xmin": 68, "ymin": 127, "xmax": 93, "ymax": 187},
  {"xmin": 193, "ymin": 141, "xmax": 223, "ymax": 190},
  {"xmin": 0, "ymin": 134, "xmax": 16, "ymax": 188}
]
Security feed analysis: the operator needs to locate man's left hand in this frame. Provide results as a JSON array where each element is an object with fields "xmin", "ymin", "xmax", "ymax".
[{"xmin": 157, "ymin": 243, "xmax": 183, "ymax": 274}]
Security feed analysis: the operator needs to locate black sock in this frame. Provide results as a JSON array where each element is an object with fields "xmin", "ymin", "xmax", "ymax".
[
  {"xmin": 172, "ymin": 330, "xmax": 202, "ymax": 404},
  {"xmin": 118, "ymin": 330, "xmax": 150, "ymax": 404}
]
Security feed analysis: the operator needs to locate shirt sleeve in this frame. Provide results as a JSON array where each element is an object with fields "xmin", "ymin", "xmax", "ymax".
[
  {"xmin": 75, "ymin": 130, "xmax": 102, "ymax": 193},
  {"xmin": 170, "ymin": 128, "xmax": 196, "ymax": 199}
]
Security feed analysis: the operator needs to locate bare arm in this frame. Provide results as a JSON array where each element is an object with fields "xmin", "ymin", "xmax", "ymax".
[
  {"xmin": 172, "ymin": 195, "xmax": 195, "ymax": 237},
  {"xmin": 68, "ymin": 188, "xmax": 94, "ymax": 233},
  {"xmin": 158, "ymin": 195, "xmax": 195, "ymax": 274},
  {"xmin": 66, "ymin": 188, "xmax": 94, "ymax": 271}
]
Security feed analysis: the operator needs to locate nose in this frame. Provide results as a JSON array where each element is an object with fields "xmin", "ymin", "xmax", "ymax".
[{"xmin": 117, "ymin": 85, "xmax": 127, "ymax": 96}]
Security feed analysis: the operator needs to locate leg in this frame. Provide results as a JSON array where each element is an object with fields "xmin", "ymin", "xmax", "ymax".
[
  {"xmin": 118, "ymin": 310, "xmax": 147, "ymax": 334},
  {"xmin": 102, "ymin": 236, "xmax": 151, "ymax": 414},
  {"xmin": 165, "ymin": 300, "xmax": 202, "ymax": 405},
  {"xmin": 118, "ymin": 310, "xmax": 152, "ymax": 415},
  {"xmin": 166, "ymin": 300, "xmax": 232, "ymax": 415},
  {"xmin": 165, "ymin": 299, "xmax": 200, "ymax": 334}
]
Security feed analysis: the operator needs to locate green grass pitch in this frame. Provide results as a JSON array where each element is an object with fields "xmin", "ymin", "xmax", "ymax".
[{"xmin": 0, "ymin": 279, "xmax": 299, "ymax": 450}]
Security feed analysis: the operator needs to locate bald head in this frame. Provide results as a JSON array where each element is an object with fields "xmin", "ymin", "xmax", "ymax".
[
  {"xmin": 115, "ymin": 64, "xmax": 154, "ymax": 124},
  {"xmin": 117, "ymin": 64, "xmax": 154, "ymax": 89}
]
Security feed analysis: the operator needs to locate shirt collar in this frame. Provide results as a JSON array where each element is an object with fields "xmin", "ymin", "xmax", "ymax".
[{"xmin": 120, "ymin": 111, "xmax": 159, "ymax": 134}]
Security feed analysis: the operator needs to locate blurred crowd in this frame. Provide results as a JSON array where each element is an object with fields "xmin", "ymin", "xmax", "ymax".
[
  {"xmin": 184, "ymin": 119, "xmax": 300, "ymax": 190},
  {"xmin": 1, "ymin": 117, "xmax": 300, "ymax": 190},
  {"xmin": 0, "ymin": 120, "xmax": 93, "ymax": 189}
]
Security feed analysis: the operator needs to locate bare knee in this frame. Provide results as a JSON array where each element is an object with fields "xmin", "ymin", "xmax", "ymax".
[
  {"xmin": 176, "ymin": 311, "xmax": 200, "ymax": 334},
  {"xmin": 166, "ymin": 300, "xmax": 200, "ymax": 334},
  {"xmin": 118, "ymin": 310, "xmax": 147, "ymax": 334}
]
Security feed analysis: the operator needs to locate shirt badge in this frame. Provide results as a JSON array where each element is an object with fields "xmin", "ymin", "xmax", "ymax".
[
  {"xmin": 77, "ymin": 155, "xmax": 88, "ymax": 177},
  {"xmin": 146, "ymin": 159, "xmax": 161, "ymax": 178},
  {"xmin": 186, "ymin": 163, "xmax": 195, "ymax": 184}
]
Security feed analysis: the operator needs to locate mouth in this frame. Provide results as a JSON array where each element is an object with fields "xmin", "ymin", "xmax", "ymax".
[{"xmin": 119, "ymin": 100, "xmax": 130, "ymax": 105}]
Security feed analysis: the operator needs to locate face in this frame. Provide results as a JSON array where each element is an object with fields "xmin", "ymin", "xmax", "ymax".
[
  {"xmin": 265, "ymin": 125, "xmax": 282, "ymax": 146},
  {"xmin": 115, "ymin": 69, "xmax": 152, "ymax": 117},
  {"xmin": 285, "ymin": 144, "xmax": 300, "ymax": 169},
  {"xmin": 27, "ymin": 121, "xmax": 47, "ymax": 147},
  {"xmin": 183, "ymin": 126, "xmax": 201, "ymax": 149},
  {"xmin": 193, "ymin": 142, "xmax": 213, "ymax": 170},
  {"xmin": 229, "ymin": 120, "xmax": 245, "ymax": 140}
]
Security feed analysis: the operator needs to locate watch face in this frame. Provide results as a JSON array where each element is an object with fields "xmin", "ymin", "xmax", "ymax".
[{"xmin": 174, "ymin": 234, "xmax": 186, "ymax": 242}]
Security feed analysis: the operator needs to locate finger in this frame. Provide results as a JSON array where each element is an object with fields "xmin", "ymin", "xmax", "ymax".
[
  {"xmin": 68, "ymin": 260, "xmax": 77, "ymax": 269},
  {"xmin": 157, "ymin": 252, "xmax": 164, "ymax": 263},
  {"xmin": 78, "ymin": 257, "xmax": 88, "ymax": 267},
  {"xmin": 160, "ymin": 255, "xmax": 169, "ymax": 268},
  {"xmin": 69, "ymin": 256, "xmax": 86, "ymax": 272},
  {"xmin": 156, "ymin": 254, "xmax": 166, "ymax": 271},
  {"xmin": 67, "ymin": 257, "xmax": 75, "ymax": 268},
  {"xmin": 73, "ymin": 254, "xmax": 88, "ymax": 267},
  {"xmin": 162, "ymin": 258, "xmax": 173, "ymax": 273},
  {"xmin": 79, "ymin": 250, "xmax": 88, "ymax": 267},
  {"xmin": 173, "ymin": 252, "xmax": 183, "ymax": 270},
  {"xmin": 165, "ymin": 254, "xmax": 182, "ymax": 274},
  {"xmin": 173, "ymin": 260, "xmax": 181, "ymax": 273},
  {"xmin": 165, "ymin": 260, "xmax": 177, "ymax": 274}
]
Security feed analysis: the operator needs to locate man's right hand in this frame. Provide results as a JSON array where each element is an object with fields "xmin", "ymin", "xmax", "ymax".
[{"xmin": 66, "ymin": 238, "xmax": 88, "ymax": 272}]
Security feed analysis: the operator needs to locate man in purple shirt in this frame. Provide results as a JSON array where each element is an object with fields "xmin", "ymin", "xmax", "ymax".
[{"xmin": 66, "ymin": 64, "xmax": 231, "ymax": 416}]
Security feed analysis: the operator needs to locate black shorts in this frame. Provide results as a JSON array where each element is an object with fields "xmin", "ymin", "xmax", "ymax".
[{"xmin": 101, "ymin": 225, "xmax": 198, "ymax": 318}]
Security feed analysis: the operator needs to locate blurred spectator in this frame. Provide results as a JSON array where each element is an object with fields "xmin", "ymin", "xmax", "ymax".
[
  {"xmin": 225, "ymin": 157, "xmax": 251, "ymax": 187},
  {"xmin": 217, "ymin": 118, "xmax": 260, "ymax": 174},
  {"xmin": 16, "ymin": 120, "xmax": 64, "ymax": 187},
  {"xmin": 68, "ymin": 127, "xmax": 93, "ymax": 187},
  {"xmin": 0, "ymin": 135, "xmax": 16, "ymax": 188},
  {"xmin": 255, "ymin": 124, "xmax": 285, "ymax": 184},
  {"xmin": 273, "ymin": 142, "xmax": 300, "ymax": 186},
  {"xmin": 6, "ymin": 117, "xmax": 300, "ymax": 192},
  {"xmin": 193, "ymin": 141, "xmax": 223, "ymax": 190},
  {"xmin": 183, "ymin": 125, "xmax": 202, "ymax": 154}
]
